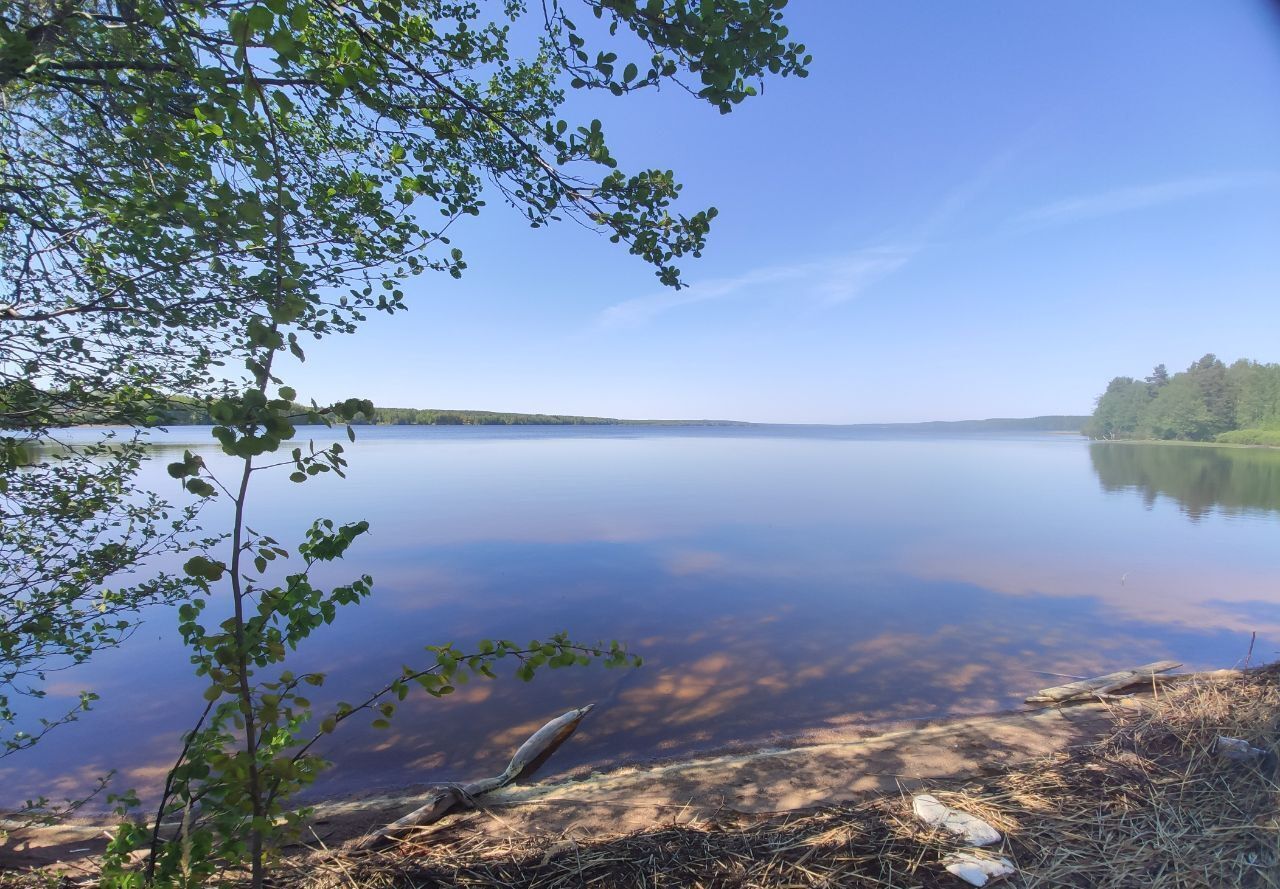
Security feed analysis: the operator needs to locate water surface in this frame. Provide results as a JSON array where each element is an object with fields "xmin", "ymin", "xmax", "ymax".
[{"xmin": 4, "ymin": 427, "xmax": 1278, "ymax": 805}]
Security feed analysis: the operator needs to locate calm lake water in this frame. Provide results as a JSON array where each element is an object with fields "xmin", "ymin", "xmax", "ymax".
[{"xmin": 4, "ymin": 426, "xmax": 1280, "ymax": 806}]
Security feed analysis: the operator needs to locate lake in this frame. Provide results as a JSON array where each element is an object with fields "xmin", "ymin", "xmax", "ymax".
[{"xmin": 4, "ymin": 426, "xmax": 1279, "ymax": 807}]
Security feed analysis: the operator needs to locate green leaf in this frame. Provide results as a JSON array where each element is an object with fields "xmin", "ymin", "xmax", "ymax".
[
  {"xmin": 182, "ymin": 556, "xmax": 226, "ymax": 582},
  {"xmin": 246, "ymin": 5, "xmax": 275, "ymax": 34},
  {"xmin": 185, "ymin": 478, "xmax": 216, "ymax": 498}
]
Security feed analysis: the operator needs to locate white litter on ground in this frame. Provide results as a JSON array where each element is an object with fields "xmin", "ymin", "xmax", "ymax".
[
  {"xmin": 912, "ymin": 794, "xmax": 1002, "ymax": 845},
  {"xmin": 942, "ymin": 851, "xmax": 1016, "ymax": 886}
]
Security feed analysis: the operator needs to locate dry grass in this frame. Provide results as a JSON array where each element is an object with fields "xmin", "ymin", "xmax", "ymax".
[
  {"xmin": 290, "ymin": 666, "xmax": 1280, "ymax": 889},
  {"xmin": 974, "ymin": 665, "xmax": 1279, "ymax": 887},
  {"xmin": 4, "ymin": 667, "xmax": 1274, "ymax": 887}
]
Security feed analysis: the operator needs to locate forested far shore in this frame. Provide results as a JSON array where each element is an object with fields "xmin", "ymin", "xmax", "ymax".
[
  {"xmin": 368, "ymin": 408, "xmax": 751, "ymax": 426},
  {"xmin": 854, "ymin": 415, "xmax": 1086, "ymax": 432},
  {"xmin": 149, "ymin": 400, "xmax": 749, "ymax": 426},
  {"xmin": 1087, "ymin": 354, "xmax": 1280, "ymax": 444},
  {"xmin": 148, "ymin": 401, "xmax": 1084, "ymax": 430}
]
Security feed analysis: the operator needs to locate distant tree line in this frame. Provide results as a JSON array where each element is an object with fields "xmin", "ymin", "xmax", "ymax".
[
  {"xmin": 371, "ymin": 407, "xmax": 621, "ymax": 425},
  {"xmin": 148, "ymin": 402, "xmax": 631, "ymax": 426},
  {"xmin": 1086, "ymin": 355, "xmax": 1280, "ymax": 444},
  {"xmin": 133, "ymin": 398, "xmax": 618, "ymax": 426},
  {"xmin": 109, "ymin": 399, "xmax": 1086, "ymax": 431},
  {"xmin": 884, "ymin": 415, "xmax": 1086, "ymax": 433},
  {"xmin": 147, "ymin": 401, "xmax": 749, "ymax": 427}
]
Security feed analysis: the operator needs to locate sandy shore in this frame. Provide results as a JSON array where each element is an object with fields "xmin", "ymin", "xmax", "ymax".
[
  {"xmin": 4, "ymin": 665, "xmax": 1273, "ymax": 888},
  {"xmin": 0, "ymin": 696, "xmax": 1124, "ymax": 873}
]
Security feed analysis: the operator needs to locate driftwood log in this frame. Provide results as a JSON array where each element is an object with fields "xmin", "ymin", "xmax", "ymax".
[
  {"xmin": 354, "ymin": 705, "xmax": 594, "ymax": 851},
  {"xmin": 1026, "ymin": 661, "xmax": 1181, "ymax": 704}
]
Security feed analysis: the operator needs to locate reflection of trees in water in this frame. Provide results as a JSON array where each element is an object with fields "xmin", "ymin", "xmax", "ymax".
[{"xmin": 1090, "ymin": 442, "xmax": 1280, "ymax": 520}]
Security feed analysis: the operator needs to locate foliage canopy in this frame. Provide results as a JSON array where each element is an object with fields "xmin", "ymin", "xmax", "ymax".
[
  {"xmin": 1, "ymin": 0, "xmax": 808, "ymax": 882},
  {"xmin": 1086, "ymin": 355, "xmax": 1280, "ymax": 443}
]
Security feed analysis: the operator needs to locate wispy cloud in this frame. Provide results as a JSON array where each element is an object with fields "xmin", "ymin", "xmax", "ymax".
[
  {"xmin": 1017, "ymin": 171, "xmax": 1280, "ymax": 228},
  {"xmin": 594, "ymin": 136, "xmax": 1032, "ymax": 330},
  {"xmin": 595, "ymin": 247, "xmax": 915, "ymax": 329},
  {"xmin": 809, "ymin": 249, "xmax": 920, "ymax": 306}
]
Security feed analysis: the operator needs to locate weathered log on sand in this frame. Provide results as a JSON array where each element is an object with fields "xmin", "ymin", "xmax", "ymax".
[
  {"xmin": 353, "ymin": 705, "xmax": 594, "ymax": 851},
  {"xmin": 1026, "ymin": 661, "xmax": 1181, "ymax": 704}
]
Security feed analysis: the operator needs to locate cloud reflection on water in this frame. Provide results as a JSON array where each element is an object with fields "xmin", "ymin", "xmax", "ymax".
[{"xmin": 2, "ymin": 430, "xmax": 1277, "ymax": 809}]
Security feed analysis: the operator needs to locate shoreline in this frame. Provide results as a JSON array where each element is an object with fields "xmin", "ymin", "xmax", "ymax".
[
  {"xmin": 307, "ymin": 700, "xmax": 1119, "ymax": 840},
  {"xmin": 0, "ymin": 696, "xmax": 1098, "ymax": 823},
  {"xmin": 1091, "ymin": 436, "xmax": 1280, "ymax": 450},
  {"xmin": 1, "ymin": 699, "xmax": 1118, "ymax": 871},
  {"xmin": 6, "ymin": 665, "xmax": 1264, "ymax": 881},
  {"xmin": 308, "ymin": 662, "xmax": 1277, "ymax": 889}
]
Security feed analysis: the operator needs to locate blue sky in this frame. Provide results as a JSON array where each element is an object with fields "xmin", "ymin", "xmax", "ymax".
[{"xmin": 292, "ymin": 1, "xmax": 1280, "ymax": 423}]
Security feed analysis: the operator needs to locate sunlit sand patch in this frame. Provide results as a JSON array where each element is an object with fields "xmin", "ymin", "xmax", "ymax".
[{"xmin": 404, "ymin": 751, "xmax": 446, "ymax": 771}]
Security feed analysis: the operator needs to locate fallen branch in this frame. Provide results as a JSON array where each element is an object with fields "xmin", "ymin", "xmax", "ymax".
[
  {"xmin": 353, "ymin": 705, "xmax": 594, "ymax": 851},
  {"xmin": 1026, "ymin": 661, "xmax": 1181, "ymax": 704}
]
